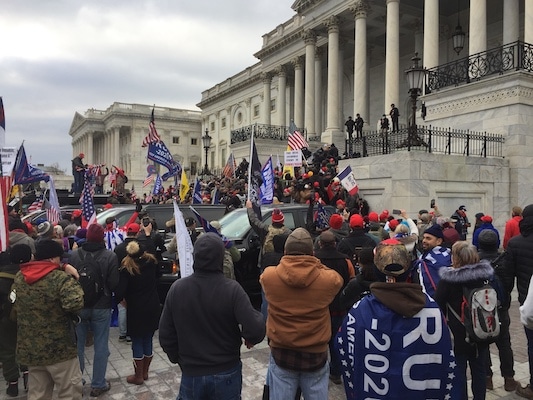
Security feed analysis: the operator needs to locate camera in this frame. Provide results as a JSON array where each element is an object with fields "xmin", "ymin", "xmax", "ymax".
[{"xmin": 142, "ymin": 218, "xmax": 151, "ymax": 227}]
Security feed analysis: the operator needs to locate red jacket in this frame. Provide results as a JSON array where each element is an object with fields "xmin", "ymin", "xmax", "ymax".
[{"xmin": 503, "ymin": 215, "xmax": 522, "ymax": 249}]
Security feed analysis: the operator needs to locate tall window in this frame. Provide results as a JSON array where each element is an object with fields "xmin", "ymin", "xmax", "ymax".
[
  {"xmin": 210, "ymin": 121, "xmax": 215, "ymax": 131},
  {"xmin": 172, "ymin": 136, "xmax": 180, "ymax": 144},
  {"xmin": 191, "ymin": 138, "xmax": 198, "ymax": 145},
  {"xmin": 254, "ymin": 104, "xmax": 260, "ymax": 118},
  {"xmin": 271, "ymin": 99, "xmax": 276, "ymax": 112},
  {"xmin": 190, "ymin": 162, "xmax": 197, "ymax": 176},
  {"xmin": 221, "ymin": 117, "xmax": 226, "ymax": 128}
]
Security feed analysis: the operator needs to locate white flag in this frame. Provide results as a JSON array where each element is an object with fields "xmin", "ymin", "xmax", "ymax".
[{"xmin": 173, "ymin": 200, "xmax": 194, "ymax": 278}]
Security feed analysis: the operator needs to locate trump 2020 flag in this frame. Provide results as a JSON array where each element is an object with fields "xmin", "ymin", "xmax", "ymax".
[
  {"xmin": 173, "ymin": 200, "xmax": 194, "ymax": 278},
  {"xmin": 336, "ymin": 165, "xmax": 359, "ymax": 196},
  {"xmin": 192, "ymin": 178, "xmax": 202, "ymax": 204},
  {"xmin": 152, "ymin": 174, "xmax": 163, "ymax": 195},
  {"xmin": 260, "ymin": 156, "xmax": 274, "ymax": 205},
  {"xmin": 247, "ymin": 133, "xmax": 262, "ymax": 219}
]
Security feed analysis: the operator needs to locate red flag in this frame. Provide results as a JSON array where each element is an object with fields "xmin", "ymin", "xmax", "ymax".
[{"xmin": 0, "ymin": 177, "xmax": 9, "ymax": 251}]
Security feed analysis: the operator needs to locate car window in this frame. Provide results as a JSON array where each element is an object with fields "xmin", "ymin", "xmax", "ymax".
[
  {"xmin": 219, "ymin": 210, "xmax": 250, "ymax": 239},
  {"xmin": 263, "ymin": 212, "xmax": 296, "ymax": 230}
]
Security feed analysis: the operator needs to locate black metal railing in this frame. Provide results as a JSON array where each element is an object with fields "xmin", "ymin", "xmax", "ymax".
[
  {"xmin": 230, "ymin": 124, "xmax": 320, "ymax": 144},
  {"xmin": 344, "ymin": 126, "xmax": 504, "ymax": 158},
  {"xmin": 427, "ymin": 40, "xmax": 533, "ymax": 91}
]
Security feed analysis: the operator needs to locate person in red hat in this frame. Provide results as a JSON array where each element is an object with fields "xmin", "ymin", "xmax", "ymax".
[
  {"xmin": 71, "ymin": 153, "xmax": 86, "ymax": 195},
  {"xmin": 337, "ymin": 214, "xmax": 377, "ymax": 263},
  {"xmin": 472, "ymin": 214, "xmax": 500, "ymax": 250}
]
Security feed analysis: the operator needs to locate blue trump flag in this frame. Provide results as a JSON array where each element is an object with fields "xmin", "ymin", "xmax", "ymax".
[
  {"xmin": 13, "ymin": 144, "xmax": 49, "ymax": 185},
  {"xmin": 315, "ymin": 203, "xmax": 331, "ymax": 230},
  {"xmin": 260, "ymin": 156, "xmax": 274, "ymax": 205},
  {"xmin": 189, "ymin": 205, "xmax": 232, "ymax": 248},
  {"xmin": 192, "ymin": 178, "xmax": 202, "ymax": 204},
  {"xmin": 152, "ymin": 174, "xmax": 163, "ymax": 195}
]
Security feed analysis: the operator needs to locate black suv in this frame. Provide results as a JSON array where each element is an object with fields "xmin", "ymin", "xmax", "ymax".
[{"xmin": 217, "ymin": 203, "xmax": 335, "ymax": 309}]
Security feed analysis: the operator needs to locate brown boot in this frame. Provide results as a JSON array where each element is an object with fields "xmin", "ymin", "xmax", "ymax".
[
  {"xmin": 504, "ymin": 376, "xmax": 518, "ymax": 392},
  {"xmin": 143, "ymin": 354, "xmax": 153, "ymax": 381},
  {"xmin": 126, "ymin": 358, "xmax": 144, "ymax": 385}
]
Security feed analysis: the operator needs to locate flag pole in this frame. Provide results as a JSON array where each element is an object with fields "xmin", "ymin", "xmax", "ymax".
[{"xmin": 247, "ymin": 126, "xmax": 254, "ymax": 201}]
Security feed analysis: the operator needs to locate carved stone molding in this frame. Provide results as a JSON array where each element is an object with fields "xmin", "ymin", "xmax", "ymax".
[
  {"xmin": 324, "ymin": 15, "xmax": 340, "ymax": 34},
  {"xmin": 291, "ymin": 56, "xmax": 304, "ymax": 69},
  {"xmin": 349, "ymin": 0, "xmax": 371, "ymax": 19},
  {"xmin": 261, "ymin": 72, "xmax": 272, "ymax": 84},
  {"xmin": 302, "ymin": 29, "xmax": 317, "ymax": 45},
  {"xmin": 276, "ymin": 65, "xmax": 287, "ymax": 77}
]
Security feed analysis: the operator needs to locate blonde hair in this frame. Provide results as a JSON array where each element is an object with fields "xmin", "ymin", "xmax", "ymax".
[
  {"xmin": 451, "ymin": 241, "xmax": 479, "ymax": 268},
  {"xmin": 120, "ymin": 240, "xmax": 157, "ymax": 276},
  {"xmin": 394, "ymin": 224, "xmax": 409, "ymax": 235}
]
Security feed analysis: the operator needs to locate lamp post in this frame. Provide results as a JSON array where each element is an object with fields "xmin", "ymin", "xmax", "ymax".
[
  {"xmin": 452, "ymin": 0, "xmax": 466, "ymax": 55},
  {"xmin": 202, "ymin": 128, "xmax": 212, "ymax": 176},
  {"xmin": 404, "ymin": 53, "xmax": 428, "ymax": 148}
]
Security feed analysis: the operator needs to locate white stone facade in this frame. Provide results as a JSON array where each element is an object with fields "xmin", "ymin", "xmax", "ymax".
[{"xmin": 69, "ymin": 102, "xmax": 202, "ymax": 191}]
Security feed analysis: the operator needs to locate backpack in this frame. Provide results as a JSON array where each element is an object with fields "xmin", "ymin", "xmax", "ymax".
[
  {"xmin": 77, "ymin": 249, "xmax": 105, "ymax": 308},
  {"xmin": 447, "ymin": 282, "xmax": 501, "ymax": 344}
]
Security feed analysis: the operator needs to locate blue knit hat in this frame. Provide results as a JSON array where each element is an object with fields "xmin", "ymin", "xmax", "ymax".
[{"xmin": 424, "ymin": 224, "xmax": 444, "ymax": 239}]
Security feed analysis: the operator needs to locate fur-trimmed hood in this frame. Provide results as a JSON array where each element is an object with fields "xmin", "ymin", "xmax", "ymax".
[{"xmin": 438, "ymin": 261, "xmax": 493, "ymax": 284}]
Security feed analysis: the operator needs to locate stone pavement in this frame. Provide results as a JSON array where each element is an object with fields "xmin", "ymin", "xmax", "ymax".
[{"xmin": 1, "ymin": 292, "xmax": 531, "ymax": 399}]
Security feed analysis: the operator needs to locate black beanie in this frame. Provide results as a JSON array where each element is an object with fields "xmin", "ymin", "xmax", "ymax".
[
  {"xmin": 478, "ymin": 229, "xmax": 498, "ymax": 250},
  {"xmin": 523, "ymin": 204, "xmax": 533, "ymax": 219},
  {"xmin": 35, "ymin": 239, "xmax": 64, "ymax": 261},
  {"xmin": 10, "ymin": 244, "xmax": 33, "ymax": 264}
]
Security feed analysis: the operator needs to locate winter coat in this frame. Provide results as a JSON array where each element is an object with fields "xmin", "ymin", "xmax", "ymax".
[
  {"xmin": 337, "ymin": 229, "xmax": 377, "ymax": 260},
  {"xmin": 502, "ymin": 232, "xmax": 533, "ymax": 304},
  {"xmin": 434, "ymin": 262, "xmax": 493, "ymax": 356},
  {"xmin": 503, "ymin": 215, "xmax": 522, "ymax": 249},
  {"xmin": 14, "ymin": 261, "xmax": 84, "ymax": 365},
  {"xmin": 159, "ymin": 233, "xmax": 265, "ymax": 376},
  {"xmin": 260, "ymin": 254, "xmax": 342, "ymax": 353},
  {"xmin": 69, "ymin": 241, "xmax": 120, "ymax": 309},
  {"xmin": 472, "ymin": 223, "xmax": 500, "ymax": 249},
  {"xmin": 115, "ymin": 257, "xmax": 161, "ymax": 337}
]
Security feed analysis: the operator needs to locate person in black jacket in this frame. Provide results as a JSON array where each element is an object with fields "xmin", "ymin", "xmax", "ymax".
[
  {"xmin": 340, "ymin": 248, "xmax": 380, "ymax": 309},
  {"xmin": 435, "ymin": 241, "xmax": 493, "ymax": 400},
  {"xmin": 503, "ymin": 203, "xmax": 533, "ymax": 398},
  {"xmin": 115, "ymin": 241, "xmax": 161, "ymax": 385},
  {"xmin": 478, "ymin": 229, "xmax": 517, "ymax": 392},
  {"xmin": 159, "ymin": 233, "xmax": 265, "ymax": 400},
  {"xmin": 337, "ymin": 214, "xmax": 376, "ymax": 262},
  {"xmin": 314, "ymin": 230, "xmax": 355, "ymax": 385}
]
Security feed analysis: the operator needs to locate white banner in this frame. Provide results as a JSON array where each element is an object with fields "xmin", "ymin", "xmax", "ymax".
[
  {"xmin": 284, "ymin": 150, "xmax": 302, "ymax": 167},
  {"xmin": 1, "ymin": 147, "xmax": 18, "ymax": 176},
  {"xmin": 173, "ymin": 200, "xmax": 194, "ymax": 278}
]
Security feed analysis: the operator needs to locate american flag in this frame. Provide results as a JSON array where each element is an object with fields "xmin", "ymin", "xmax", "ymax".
[
  {"xmin": 141, "ymin": 107, "xmax": 161, "ymax": 147},
  {"xmin": 130, "ymin": 185, "xmax": 137, "ymax": 202},
  {"xmin": 288, "ymin": 120, "xmax": 309, "ymax": 150},
  {"xmin": 45, "ymin": 177, "xmax": 62, "ymax": 224},
  {"xmin": 28, "ymin": 195, "xmax": 44, "ymax": 213},
  {"xmin": 222, "ymin": 153, "xmax": 237, "ymax": 178},
  {"xmin": 80, "ymin": 178, "xmax": 96, "ymax": 223},
  {"xmin": 143, "ymin": 174, "xmax": 154, "ymax": 188}
]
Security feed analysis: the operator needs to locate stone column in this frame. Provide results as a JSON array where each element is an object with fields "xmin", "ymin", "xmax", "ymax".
[
  {"xmin": 469, "ymin": 0, "xmax": 486, "ymax": 55},
  {"xmin": 423, "ymin": 0, "xmax": 439, "ymax": 69},
  {"xmin": 324, "ymin": 15, "xmax": 342, "ymax": 144},
  {"xmin": 277, "ymin": 66, "xmax": 287, "ymax": 126},
  {"xmin": 526, "ymin": 0, "xmax": 533, "ymax": 45},
  {"xmin": 303, "ymin": 30, "xmax": 316, "ymax": 136},
  {"xmin": 503, "ymin": 0, "xmax": 519, "ymax": 45},
  {"xmin": 87, "ymin": 131, "xmax": 94, "ymax": 165},
  {"xmin": 261, "ymin": 72, "xmax": 272, "ymax": 126},
  {"xmin": 385, "ymin": 0, "xmax": 400, "ymax": 114},
  {"xmin": 351, "ymin": 0, "xmax": 370, "ymax": 122},
  {"xmin": 292, "ymin": 56, "xmax": 304, "ymax": 128},
  {"xmin": 314, "ymin": 48, "xmax": 323, "ymax": 135},
  {"xmin": 114, "ymin": 127, "xmax": 120, "ymax": 170}
]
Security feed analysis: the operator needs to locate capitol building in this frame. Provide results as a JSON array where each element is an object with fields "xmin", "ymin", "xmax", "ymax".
[{"xmin": 71, "ymin": 0, "xmax": 532, "ymax": 230}]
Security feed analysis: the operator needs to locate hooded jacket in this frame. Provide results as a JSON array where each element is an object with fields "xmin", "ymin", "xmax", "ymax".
[
  {"xmin": 260, "ymin": 254, "xmax": 342, "ymax": 353},
  {"xmin": 434, "ymin": 262, "xmax": 494, "ymax": 355},
  {"xmin": 159, "ymin": 233, "xmax": 265, "ymax": 376},
  {"xmin": 14, "ymin": 260, "xmax": 84, "ymax": 366}
]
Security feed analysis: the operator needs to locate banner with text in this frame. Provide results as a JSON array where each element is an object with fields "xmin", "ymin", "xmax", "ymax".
[{"xmin": 284, "ymin": 150, "xmax": 302, "ymax": 167}]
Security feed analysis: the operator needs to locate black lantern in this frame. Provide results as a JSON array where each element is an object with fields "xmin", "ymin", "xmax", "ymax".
[
  {"xmin": 202, "ymin": 128, "xmax": 212, "ymax": 175},
  {"xmin": 403, "ymin": 53, "xmax": 428, "ymax": 148},
  {"xmin": 452, "ymin": 0, "xmax": 466, "ymax": 55}
]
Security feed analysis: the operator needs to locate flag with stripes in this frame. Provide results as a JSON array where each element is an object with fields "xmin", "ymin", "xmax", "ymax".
[
  {"xmin": 222, "ymin": 153, "xmax": 237, "ymax": 178},
  {"xmin": 143, "ymin": 174, "xmax": 154, "ymax": 188},
  {"xmin": 46, "ymin": 176, "xmax": 62, "ymax": 224},
  {"xmin": 315, "ymin": 203, "xmax": 331, "ymax": 230},
  {"xmin": 80, "ymin": 177, "xmax": 96, "ymax": 223},
  {"xmin": 130, "ymin": 185, "xmax": 137, "ymax": 202},
  {"xmin": 27, "ymin": 195, "xmax": 44, "ymax": 213},
  {"xmin": 288, "ymin": 120, "xmax": 308, "ymax": 150},
  {"xmin": 189, "ymin": 205, "xmax": 232, "ymax": 248},
  {"xmin": 141, "ymin": 107, "xmax": 161, "ymax": 147},
  {"xmin": 192, "ymin": 178, "xmax": 202, "ymax": 204}
]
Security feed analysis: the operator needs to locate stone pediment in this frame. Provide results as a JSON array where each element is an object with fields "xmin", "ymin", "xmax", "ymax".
[
  {"xmin": 291, "ymin": 0, "xmax": 322, "ymax": 14},
  {"xmin": 69, "ymin": 112, "xmax": 87, "ymax": 135}
]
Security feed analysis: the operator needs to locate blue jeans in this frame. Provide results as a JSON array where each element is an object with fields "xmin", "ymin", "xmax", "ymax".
[
  {"xmin": 267, "ymin": 354, "xmax": 328, "ymax": 400},
  {"xmin": 455, "ymin": 347, "xmax": 488, "ymax": 400},
  {"xmin": 76, "ymin": 308, "xmax": 111, "ymax": 389},
  {"xmin": 118, "ymin": 303, "xmax": 127, "ymax": 337},
  {"xmin": 525, "ymin": 326, "xmax": 533, "ymax": 386},
  {"xmin": 131, "ymin": 334, "xmax": 153, "ymax": 359},
  {"xmin": 178, "ymin": 362, "xmax": 242, "ymax": 400}
]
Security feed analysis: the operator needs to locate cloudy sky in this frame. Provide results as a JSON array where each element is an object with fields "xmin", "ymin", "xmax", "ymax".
[{"xmin": 1, "ymin": 1, "xmax": 295, "ymax": 172}]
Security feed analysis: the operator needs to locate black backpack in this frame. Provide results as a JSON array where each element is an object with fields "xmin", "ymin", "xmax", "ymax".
[{"xmin": 77, "ymin": 249, "xmax": 104, "ymax": 308}]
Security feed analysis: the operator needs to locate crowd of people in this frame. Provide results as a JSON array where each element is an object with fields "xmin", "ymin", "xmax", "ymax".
[{"xmin": 5, "ymin": 149, "xmax": 533, "ymax": 399}]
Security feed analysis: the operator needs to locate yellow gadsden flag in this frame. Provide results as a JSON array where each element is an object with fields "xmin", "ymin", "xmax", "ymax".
[{"xmin": 180, "ymin": 169, "xmax": 189, "ymax": 201}]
